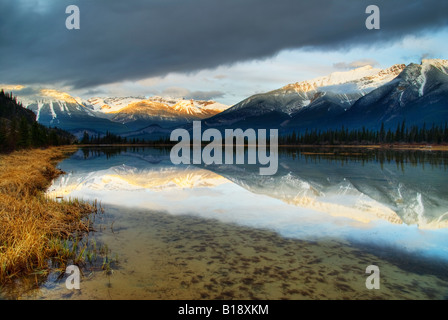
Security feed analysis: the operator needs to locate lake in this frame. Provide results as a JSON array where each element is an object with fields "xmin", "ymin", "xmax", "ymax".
[{"xmin": 3, "ymin": 146, "xmax": 448, "ymax": 299}]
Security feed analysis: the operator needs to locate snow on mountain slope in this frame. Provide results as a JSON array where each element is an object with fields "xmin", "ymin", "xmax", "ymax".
[
  {"xmin": 40, "ymin": 89, "xmax": 82, "ymax": 105},
  {"xmin": 86, "ymin": 96, "xmax": 146, "ymax": 113},
  {"xmin": 6, "ymin": 85, "xmax": 229, "ymax": 132},
  {"xmin": 18, "ymin": 89, "xmax": 97, "ymax": 122},
  {"xmin": 170, "ymin": 99, "xmax": 228, "ymax": 114},
  {"xmin": 190, "ymin": 100, "xmax": 228, "ymax": 112},
  {"xmin": 110, "ymin": 98, "xmax": 223, "ymax": 129},
  {"xmin": 6, "ymin": 88, "xmax": 130, "ymax": 134},
  {"xmin": 356, "ymin": 64, "xmax": 407, "ymax": 90},
  {"xmin": 287, "ymin": 65, "xmax": 381, "ymax": 92},
  {"xmin": 338, "ymin": 59, "xmax": 448, "ymax": 129},
  {"xmin": 172, "ymin": 99, "xmax": 204, "ymax": 115},
  {"xmin": 86, "ymin": 96, "xmax": 229, "ymax": 114},
  {"xmin": 283, "ymin": 64, "xmax": 405, "ymax": 95},
  {"xmin": 146, "ymin": 96, "xmax": 228, "ymax": 112},
  {"xmin": 206, "ymin": 63, "xmax": 405, "ymax": 127},
  {"xmin": 422, "ymin": 59, "xmax": 448, "ymax": 74},
  {"xmin": 415, "ymin": 59, "xmax": 448, "ymax": 96},
  {"xmin": 8, "ymin": 59, "xmax": 444, "ymax": 135}
]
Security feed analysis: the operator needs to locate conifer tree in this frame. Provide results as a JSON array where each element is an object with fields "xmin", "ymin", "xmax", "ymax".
[
  {"xmin": 81, "ymin": 131, "xmax": 90, "ymax": 144},
  {"xmin": 7, "ymin": 118, "xmax": 18, "ymax": 150},
  {"xmin": 18, "ymin": 117, "xmax": 30, "ymax": 147},
  {"xmin": 0, "ymin": 119, "xmax": 7, "ymax": 150}
]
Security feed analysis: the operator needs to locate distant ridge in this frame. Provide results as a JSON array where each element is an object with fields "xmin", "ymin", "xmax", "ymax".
[
  {"xmin": 4, "ymin": 59, "xmax": 448, "ymax": 139},
  {"xmin": 205, "ymin": 59, "xmax": 448, "ymax": 132}
]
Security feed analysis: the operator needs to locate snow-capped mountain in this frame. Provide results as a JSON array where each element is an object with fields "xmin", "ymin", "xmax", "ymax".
[
  {"xmin": 108, "ymin": 98, "xmax": 226, "ymax": 130},
  {"xmin": 151, "ymin": 96, "xmax": 228, "ymax": 112},
  {"xmin": 6, "ymin": 87, "xmax": 229, "ymax": 136},
  {"xmin": 18, "ymin": 89, "xmax": 129, "ymax": 136},
  {"xmin": 22, "ymin": 89, "xmax": 96, "ymax": 121},
  {"xmin": 4, "ymin": 59, "xmax": 446, "ymax": 138},
  {"xmin": 84, "ymin": 95, "xmax": 229, "ymax": 130},
  {"xmin": 336, "ymin": 59, "xmax": 448, "ymax": 129},
  {"xmin": 285, "ymin": 64, "xmax": 405, "ymax": 93},
  {"xmin": 85, "ymin": 96, "xmax": 147, "ymax": 114},
  {"xmin": 171, "ymin": 99, "xmax": 228, "ymax": 113},
  {"xmin": 205, "ymin": 63, "xmax": 406, "ymax": 128},
  {"xmin": 85, "ymin": 96, "xmax": 228, "ymax": 114},
  {"xmin": 205, "ymin": 60, "xmax": 448, "ymax": 131}
]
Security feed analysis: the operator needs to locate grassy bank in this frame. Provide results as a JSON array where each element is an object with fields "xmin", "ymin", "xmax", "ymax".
[{"xmin": 0, "ymin": 146, "xmax": 97, "ymax": 283}]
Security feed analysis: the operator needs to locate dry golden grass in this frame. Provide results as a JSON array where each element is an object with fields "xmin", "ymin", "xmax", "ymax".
[{"xmin": 0, "ymin": 147, "xmax": 96, "ymax": 283}]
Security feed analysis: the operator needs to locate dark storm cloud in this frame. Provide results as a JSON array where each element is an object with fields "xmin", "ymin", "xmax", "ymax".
[
  {"xmin": 10, "ymin": 86, "xmax": 41, "ymax": 96},
  {"xmin": 1, "ymin": 0, "xmax": 447, "ymax": 89}
]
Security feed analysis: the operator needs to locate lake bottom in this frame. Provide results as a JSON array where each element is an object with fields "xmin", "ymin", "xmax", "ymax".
[{"xmin": 11, "ymin": 204, "xmax": 448, "ymax": 300}]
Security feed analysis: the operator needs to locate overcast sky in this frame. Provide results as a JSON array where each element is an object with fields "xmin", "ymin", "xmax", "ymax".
[{"xmin": 1, "ymin": 0, "xmax": 448, "ymax": 105}]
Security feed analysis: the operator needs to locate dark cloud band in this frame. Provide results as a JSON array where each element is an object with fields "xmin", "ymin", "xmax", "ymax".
[{"xmin": 1, "ymin": 0, "xmax": 447, "ymax": 89}]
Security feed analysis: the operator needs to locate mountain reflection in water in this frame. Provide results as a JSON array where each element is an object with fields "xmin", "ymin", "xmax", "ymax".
[{"xmin": 47, "ymin": 147, "xmax": 448, "ymax": 262}]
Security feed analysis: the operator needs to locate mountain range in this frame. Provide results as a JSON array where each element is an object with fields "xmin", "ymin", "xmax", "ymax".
[
  {"xmin": 4, "ymin": 58, "xmax": 448, "ymax": 139},
  {"xmin": 16, "ymin": 92, "xmax": 228, "ymax": 138},
  {"xmin": 205, "ymin": 59, "xmax": 448, "ymax": 132}
]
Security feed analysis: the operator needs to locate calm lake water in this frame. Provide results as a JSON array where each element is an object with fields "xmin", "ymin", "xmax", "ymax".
[{"xmin": 3, "ymin": 146, "xmax": 448, "ymax": 299}]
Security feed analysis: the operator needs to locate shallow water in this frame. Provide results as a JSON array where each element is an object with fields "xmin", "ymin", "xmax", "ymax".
[{"xmin": 3, "ymin": 147, "xmax": 448, "ymax": 299}]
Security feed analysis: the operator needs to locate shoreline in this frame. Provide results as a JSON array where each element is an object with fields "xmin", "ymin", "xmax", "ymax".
[
  {"xmin": 2, "ymin": 145, "xmax": 448, "ymax": 300},
  {"xmin": 278, "ymin": 144, "xmax": 448, "ymax": 151},
  {"xmin": 0, "ymin": 146, "xmax": 97, "ymax": 284},
  {"xmin": 75, "ymin": 143, "xmax": 448, "ymax": 151}
]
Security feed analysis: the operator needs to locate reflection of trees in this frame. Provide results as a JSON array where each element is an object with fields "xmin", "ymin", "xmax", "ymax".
[
  {"xmin": 280, "ymin": 147, "xmax": 448, "ymax": 172},
  {"xmin": 81, "ymin": 146, "xmax": 171, "ymax": 160},
  {"xmin": 201, "ymin": 148, "xmax": 448, "ymax": 228},
  {"xmin": 80, "ymin": 146, "xmax": 448, "ymax": 172},
  {"xmin": 74, "ymin": 146, "xmax": 447, "ymax": 227}
]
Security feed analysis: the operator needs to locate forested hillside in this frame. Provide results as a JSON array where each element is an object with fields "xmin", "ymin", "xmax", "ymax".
[{"xmin": 0, "ymin": 90, "xmax": 75, "ymax": 152}]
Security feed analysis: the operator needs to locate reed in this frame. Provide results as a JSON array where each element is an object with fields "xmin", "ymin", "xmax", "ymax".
[{"xmin": 0, "ymin": 146, "xmax": 98, "ymax": 283}]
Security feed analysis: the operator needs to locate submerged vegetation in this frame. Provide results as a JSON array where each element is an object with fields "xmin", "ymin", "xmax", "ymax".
[
  {"xmin": 0, "ymin": 91, "xmax": 117, "ymax": 292},
  {"xmin": 0, "ymin": 147, "xmax": 99, "ymax": 284}
]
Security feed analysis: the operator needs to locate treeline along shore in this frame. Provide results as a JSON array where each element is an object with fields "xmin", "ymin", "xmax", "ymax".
[
  {"xmin": 0, "ymin": 90, "xmax": 75, "ymax": 153},
  {"xmin": 1, "ymin": 88, "xmax": 447, "ymax": 283},
  {"xmin": 0, "ymin": 91, "xmax": 99, "ymax": 283}
]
